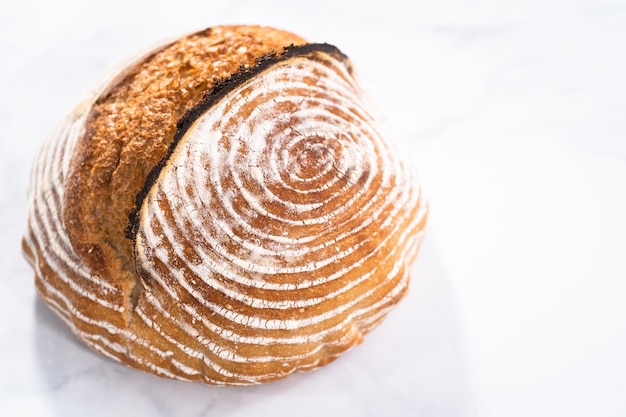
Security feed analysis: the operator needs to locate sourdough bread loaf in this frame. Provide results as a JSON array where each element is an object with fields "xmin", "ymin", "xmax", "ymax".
[{"xmin": 23, "ymin": 25, "xmax": 427, "ymax": 385}]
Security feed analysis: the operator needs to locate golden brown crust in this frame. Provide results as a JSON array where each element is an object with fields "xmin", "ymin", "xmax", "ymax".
[
  {"xmin": 24, "ymin": 26, "xmax": 427, "ymax": 385},
  {"xmin": 63, "ymin": 26, "xmax": 306, "ymax": 321}
]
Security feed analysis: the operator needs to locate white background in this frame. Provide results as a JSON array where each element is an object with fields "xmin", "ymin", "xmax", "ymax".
[{"xmin": 1, "ymin": 1, "xmax": 625, "ymax": 416}]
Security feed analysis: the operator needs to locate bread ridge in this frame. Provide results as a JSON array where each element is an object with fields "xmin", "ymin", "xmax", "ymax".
[{"xmin": 61, "ymin": 25, "xmax": 307, "ymax": 321}]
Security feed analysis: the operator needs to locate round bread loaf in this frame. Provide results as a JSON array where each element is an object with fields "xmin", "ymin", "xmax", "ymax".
[{"xmin": 22, "ymin": 25, "xmax": 428, "ymax": 385}]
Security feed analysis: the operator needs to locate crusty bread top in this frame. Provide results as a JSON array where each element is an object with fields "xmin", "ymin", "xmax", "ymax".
[
  {"xmin": 24, "ymin": 26, "xmax": 428, "ymax": 384},
  {"xmin": 62, "ymin": 26, "xmax": 306, "ymax": 316}
]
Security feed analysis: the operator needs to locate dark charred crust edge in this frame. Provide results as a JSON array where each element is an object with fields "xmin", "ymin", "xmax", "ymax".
[{"xmin": 125, "ymin": 42, "xmax": 350, "ymax": 241}]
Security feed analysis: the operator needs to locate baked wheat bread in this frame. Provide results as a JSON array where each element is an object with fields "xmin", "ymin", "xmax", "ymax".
[{"xmin": 22, "ymin": 25, "xmax": 428, "ymax": 385}]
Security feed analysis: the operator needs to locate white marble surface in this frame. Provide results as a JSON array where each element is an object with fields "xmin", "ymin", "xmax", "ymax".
[{"xmin": 1, "ymin": 0, "xmax": 626, "ymax": 416}]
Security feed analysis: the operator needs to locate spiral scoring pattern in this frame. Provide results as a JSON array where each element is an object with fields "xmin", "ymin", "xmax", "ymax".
[
  {"xmin": 132, "ymin": 47, "xmax": 427, "ymax": 383},
  {"xmin": 23, "ymin": 44, "xmax": 427, "ymax": 385}
]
